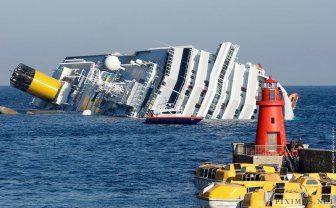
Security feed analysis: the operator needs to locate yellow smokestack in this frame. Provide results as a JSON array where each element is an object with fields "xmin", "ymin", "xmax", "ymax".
[{"xmin": 10, "ymin": 63, "xmax": 62, "ymax": 102}]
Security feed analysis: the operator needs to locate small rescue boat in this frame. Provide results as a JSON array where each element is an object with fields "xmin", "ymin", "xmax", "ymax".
[{"xmin": 145, "ymin": 109, "xmax": 203, "ymax": 124}]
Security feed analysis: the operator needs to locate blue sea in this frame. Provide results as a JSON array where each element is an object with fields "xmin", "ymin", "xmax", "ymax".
[{"xmin": 0, "ymin": 86, "xmax": 335, "ymax": 207}]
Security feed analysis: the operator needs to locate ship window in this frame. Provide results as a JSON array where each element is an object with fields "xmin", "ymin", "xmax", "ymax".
[
  {"xmin": 221, "ymin": 103, "xmax": 226, "ymax": 109},
  {"xmin": 204, "ymin": 169, "xmax": 208, "ymax": 178},
  {"xmin": 200, "ymin": 169, "xmax": 204, "ymax": 177},
  {"xmin": 234, "ymin": 164, "xmax": 241, "ymax": 171},
  {"xmin": 240, "ymin": 104, "xmax": 244, "ymax": 111},
  {"xmin": 204, "ymin": 80, "xmax": 209, "ymax": 87},
  {"xmin": 139, "ymin": 79, "xmax": 145, "ymax": 84},
  {"xmin": 275, "ymin": 188, "xmax": 285, "ymax": 194},
  {"xmin": 247, "ymin": 186, "xmax": 262, "ymax": 193},
  {"xmin": 213, "ymin": 169, "xmax": 218, "ymax": 178},
  {"xmin": 275, "ymin": 183, "xmax": 285, "ymax": 189},
  {"xmin": 270, "ymin": 90, "xmax": 276, "ymax": 100},
  {"xmin": 271, "ymin": 117, "xmax": 275, "ymax": 124},
  {"xmin": 322, "ymin": 186, "xmax": 332, "ymax": 194},
  {"xmin": 209, "ymin": 168, "xmax": 215, "ymax": 179},
  {"xmin": 322, "ymin": 194, "xmax": 331, "ymax": 203},
  {"xmin": 306, "ymin": 180, "xmax": 318, "ymax": 185},
  {"xmin": 207, "ymin": 168, "xmax": 212, "ymax": 178},
  {"xmin": 274, "ymin": 190, "xmax": 285, "ymax": 200}
]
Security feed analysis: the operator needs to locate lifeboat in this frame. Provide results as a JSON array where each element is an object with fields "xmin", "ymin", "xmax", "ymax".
[
  {"xmin": 307, "ymin": 185, "xmax": 336, "ymax": 208},
  {"xmin": 197, "ymin": 182, "xmax": 247, "ymax": 208},
  {"xmin": 197, "ymin": 174, "xmax": 283, "ymax": 208},
  {"xmin": 195, "ymin": 162, "xmax": 336, "ymax": 208},
  {"xmin": 230, "ymin": 172, "xmax": 283, "ymax": 192},
  {"xmin": 292, "ymin": 175, "xmax": 336, "ymax": 207},
  {"xmin": 194, "ymin": 163, "xmax": 277, "ymax": 190},
  {"xmin": 145, "ymin": 109, "xmax": 203, "ymax": 124},
  {"xmin": 242, "ymin": 183, "xmax": 306, "ymax": 208}
]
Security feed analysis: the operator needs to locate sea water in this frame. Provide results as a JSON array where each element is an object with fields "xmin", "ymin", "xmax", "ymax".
[{"xmin": 0, "ymin": 86, "xmax": 335, "ymax": 207}]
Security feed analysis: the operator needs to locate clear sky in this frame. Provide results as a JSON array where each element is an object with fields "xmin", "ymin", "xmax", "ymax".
[{"xmin": 0, "ymin": 0, "xmax": 335, "ymax": 86}]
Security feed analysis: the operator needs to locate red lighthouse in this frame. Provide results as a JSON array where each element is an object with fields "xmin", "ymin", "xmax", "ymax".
[{"xmin": 256, "ymin": 76, "xmax": 287, "ymax": 154}]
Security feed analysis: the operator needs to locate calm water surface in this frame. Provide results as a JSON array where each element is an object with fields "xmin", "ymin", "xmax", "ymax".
[{"xmin": 0, "ymin": 86, "xmax": 335, "ymax": 207}]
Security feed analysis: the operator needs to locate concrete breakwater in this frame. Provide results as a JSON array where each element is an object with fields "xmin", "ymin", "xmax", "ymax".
[
  {"xmin": 233, "ymin": 143, "xmax": 336, "ymax": 173},
  {"xmin": 298, "ymin": 148, "xmax": 336, "ymax": 173}
]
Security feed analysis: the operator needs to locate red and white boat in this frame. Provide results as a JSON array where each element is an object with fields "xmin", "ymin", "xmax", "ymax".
[{"xmin": 145, "ymin": 109, "xmax": 203, "ymax": 125}]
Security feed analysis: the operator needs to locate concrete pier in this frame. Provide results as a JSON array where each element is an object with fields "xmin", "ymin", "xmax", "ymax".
[{"xmin": 232, "ymin": 143, "xmax": 284, "ymax": 168}]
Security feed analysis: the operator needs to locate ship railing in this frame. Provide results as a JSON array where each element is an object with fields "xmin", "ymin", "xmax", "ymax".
[{"xmin": 234, "ymin": 144, "xmax": 288, "ymax": 156}]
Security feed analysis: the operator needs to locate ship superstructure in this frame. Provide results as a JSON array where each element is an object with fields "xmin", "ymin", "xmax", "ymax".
[{"xmin": 10, "ymin": 42, "xmax": 296, "ymax": 119}]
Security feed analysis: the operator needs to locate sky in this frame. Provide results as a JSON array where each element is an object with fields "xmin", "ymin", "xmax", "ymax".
[{"xmin": 0, "ymin": 0, "xmax": 335, "ymax": 86}]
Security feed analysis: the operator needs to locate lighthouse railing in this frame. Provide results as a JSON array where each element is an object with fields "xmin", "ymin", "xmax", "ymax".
[
  {"xmin": 234, "ymin": 144, "xmax": 288, "ymax": 156},
  {"xmin": 256, "ymin": 92, "xmax": 285, "ymax": 101}
]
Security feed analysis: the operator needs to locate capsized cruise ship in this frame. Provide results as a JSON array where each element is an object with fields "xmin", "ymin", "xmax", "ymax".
[{"xmin": 10, "ymin": 42, "xmax": 297, "ymax": 119}]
